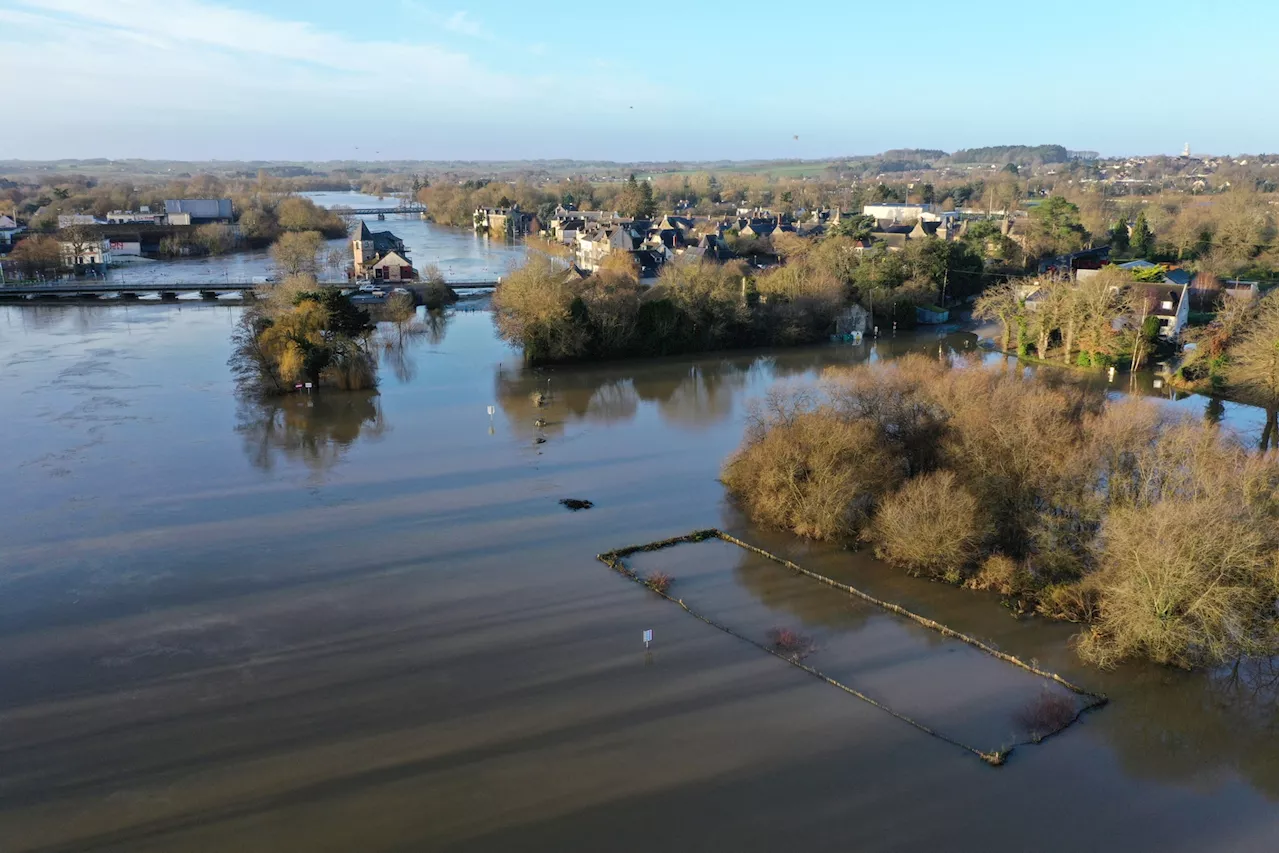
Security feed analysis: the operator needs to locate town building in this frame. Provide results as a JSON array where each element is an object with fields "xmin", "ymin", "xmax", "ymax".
[
  {"xmin": 474, "ymin": 206, "xmax": 534, "ymax": 237},
  {"xmin": 163, "ymin": 198, "xmax": 233, "ymax": 226},
  {"xmin": 1221, "ymin": 279, "xmax": 1260, "ymax": 300},
  {"xmin": 0, "ymin": 214, "xmax": 22, "ymax": 248},
  {"xmin": 105, "ymin": 208, "xmax": 164, "ymax": 225},
  {"xmin": 862, "ymin": 203, "xmax": 959, "ymax": 228},
  {"xmin": 1065, "ymin": 260, "xmax": 1193, "ymax": 340},
  {"xmin": 57, "ymin": 214, "xmax": 106, "ymax": 228},
  {"xmin": 59, "ymin": 237, "xmax": 111, "ymax": 275},
  {"xmin": 106, "ymin": 235, "xmax": 143, "ymax": 257},
  {"xmin": 352, "ymin": 220, "xmax": 413, "ymax": 280},
  {"xmin": 1130, "ymin": 280, "xmax": 1191, "ymax": 340},
  {"xmin": 365, "ymin": 251, "xmax": 415, "ymax": 283}
]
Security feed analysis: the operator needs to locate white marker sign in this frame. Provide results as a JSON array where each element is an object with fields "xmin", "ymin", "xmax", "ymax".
[
  {"xmin": 643, "ymin": 629, "xmax": 653, "ymax": 648},
  {"xmin": 487, "ymin": 406, "xmax": 495, "ymax": 417}
]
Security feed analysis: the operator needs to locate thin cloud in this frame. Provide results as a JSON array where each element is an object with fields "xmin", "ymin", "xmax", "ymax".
[
  {"xmin": 444, "ymin": 11, "xmax": 487, "ymax": 38},
  {"xmin": 0, "ymin": 0, "xmax": 679, "ymax": 158}
]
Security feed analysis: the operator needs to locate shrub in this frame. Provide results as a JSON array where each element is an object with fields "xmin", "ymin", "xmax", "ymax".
[
  {"xmin": 722, "ymin": 409, "xmax": 903, "ymax": 540},
  {"xmin": 767, "ymin": 627, "xmax": 815, "ymax": 659},
  {"xmin": 965, "ymin": 553, "xmax": 1034, "ymax": 597},
  {"xmin": 645, "ymin": 572, "xmax": 672, "ymax": 594},
  {"xmin": 419, "ymin": 264, "xmax": 458, "ymax": 310},
  {"xmin": 1075, "ymin": 499, "xmax": 1278, "ymax": 669},
  {"xmin": 421, "ymin": 280, "xmax": 458, "ymax": 310},
  {"xmin": 865, "ymin": 470, "xmax": 982, "ymax": 579},
  {"xmin": 1036, "ymin": 581, "xmax": 1101, "ymax": 622}
]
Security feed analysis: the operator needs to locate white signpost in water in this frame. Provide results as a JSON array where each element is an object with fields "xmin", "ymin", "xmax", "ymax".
[{"xmin": 643, "ymin": 629, "xmax": 653, "ymax": 649}]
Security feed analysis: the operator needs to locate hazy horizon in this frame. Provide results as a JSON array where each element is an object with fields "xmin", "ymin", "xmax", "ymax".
[{"xmin": 2, "ymin": 0, "xmax": 1277, "ymax": 161}]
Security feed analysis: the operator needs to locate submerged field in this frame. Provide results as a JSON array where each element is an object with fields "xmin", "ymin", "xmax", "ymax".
[{"xmin": 0, "ymin": 304, "xmax": 1273, "ymax": 852}]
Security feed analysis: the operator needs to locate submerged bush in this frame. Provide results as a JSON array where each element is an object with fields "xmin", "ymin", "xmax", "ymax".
[
  {"xmin": 722, "ymin": 409, "xmax": 902, "ymax": 540},
  {"xmin": 767, "ymin": 627, "xmax": 815, "ymax": 660},
  {"xmin": 420, "ymin": 264, "xmax": 459, "ymax": 310},
  {"xmin": 1076, "ymin": 499, "xmax": 1278, "ymax": 669},
  {"xmin": 865, "ymin": 470, "xmax": 981, "ymax": 580}
]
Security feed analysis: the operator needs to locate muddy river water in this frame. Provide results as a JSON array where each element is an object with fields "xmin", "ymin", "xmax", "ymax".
[{"xmin": 0, "ymin": 304, "xmax": 1274, "ymax": 852}]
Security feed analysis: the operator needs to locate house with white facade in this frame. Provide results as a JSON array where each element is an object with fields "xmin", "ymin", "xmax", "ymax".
[
  {"xmin": 59, "ymin": 237, "xmax": 111, "ymax": 275},
  {"xmin": 0, "ymin": 214, "xmax": 22, "ymax": 248}
]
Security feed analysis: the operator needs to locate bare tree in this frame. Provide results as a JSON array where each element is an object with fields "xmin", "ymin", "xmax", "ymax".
[
  {"xmin": 1226, "ymin": 291, "xmax": 1279, "ymax": 450},
  {"xmin": 270, "ymin": 230, "xmax": 324, "ymax": 277},
  {"xmin": 973, "ymin": 278, "xmax": 1024, "ymax": 353},
  {"xmin": 1127, "ymin": 287, "xmax": 1157, "ymax": 372},
  {"xmin": 1074, "ymin": 267, "xmax": 1128, "ymax": 362}
]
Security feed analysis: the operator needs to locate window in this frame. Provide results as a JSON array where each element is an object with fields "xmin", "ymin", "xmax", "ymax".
[{"xmin": 1160, "ymin": 300, "xmax": 1173, "ymax": 310}]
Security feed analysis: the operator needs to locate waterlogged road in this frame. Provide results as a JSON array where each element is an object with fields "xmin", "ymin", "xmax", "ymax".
[{"xmin": 0, "ymin": 305, "xmax": 1274, "ymax": 852}]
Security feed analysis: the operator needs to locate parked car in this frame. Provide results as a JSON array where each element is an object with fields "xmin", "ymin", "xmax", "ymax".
[{"xmin": 358, "ymin": 283, "xmax": 377, "ymax": 292}]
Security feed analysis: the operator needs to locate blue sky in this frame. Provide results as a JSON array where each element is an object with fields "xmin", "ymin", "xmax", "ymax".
[{"xmin": 3, "ymin": 0, "xmax": 1277, "ymax": 161}]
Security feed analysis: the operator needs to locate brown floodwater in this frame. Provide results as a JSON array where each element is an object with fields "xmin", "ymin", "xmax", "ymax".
[{"xmin": 0, "ymin": 304, "xmax": 1274, "ymax": 853}]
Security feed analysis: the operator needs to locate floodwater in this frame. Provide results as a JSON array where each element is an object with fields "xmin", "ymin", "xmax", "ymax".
[
  {"xmin": 99, "ymin": 192, "xmax": 526, "ymax": 286},
  {"xmin": 0, "ymin": 304, "xmax": 1274, "ymax": 852}
]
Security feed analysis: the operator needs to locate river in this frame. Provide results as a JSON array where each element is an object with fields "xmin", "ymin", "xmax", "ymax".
[
  {"xmin": 99, "ymin": 192, "xmax": 526, "ymax": 286},
  {"xmin": 0, "ymin": 304, "xmax": 1274, "ymax": 852}
]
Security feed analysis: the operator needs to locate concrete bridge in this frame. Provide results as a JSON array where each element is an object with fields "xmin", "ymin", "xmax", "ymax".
[{"xmin": 0, "ymin": 279, "xmax": 498, "ymax": 302}]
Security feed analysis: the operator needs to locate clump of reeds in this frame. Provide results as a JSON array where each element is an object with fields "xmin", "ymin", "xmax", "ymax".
[{"xmin": 1014, "ymin": 691, "xmax": 1079, "ymax": 742}]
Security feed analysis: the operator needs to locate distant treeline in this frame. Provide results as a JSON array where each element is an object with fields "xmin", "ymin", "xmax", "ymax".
[{"xmin": 944, "ymin": 145, "xmax": 1070, "ymax": 165}]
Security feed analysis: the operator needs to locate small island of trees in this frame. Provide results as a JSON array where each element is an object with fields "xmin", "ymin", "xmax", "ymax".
[{"xmin": 722, "ymin": 355, "xmax": 1278, "ymax": 670}]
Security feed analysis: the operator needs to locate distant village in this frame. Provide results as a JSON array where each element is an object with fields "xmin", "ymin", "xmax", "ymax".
[{"xmin": 1, "ymin": 198, "xmax": 237, "ymax": 276}]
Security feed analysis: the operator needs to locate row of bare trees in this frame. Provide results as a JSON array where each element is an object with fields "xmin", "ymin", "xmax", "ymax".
[{"xmin": 975, "ymin": 267, "xmax": 1168, "ymax": 369}]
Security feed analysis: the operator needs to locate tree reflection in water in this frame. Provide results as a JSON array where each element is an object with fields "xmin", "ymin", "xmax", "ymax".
[
  {"xmin": 491, "ymin": 332, "xmax": 994, "ymax": 440},
  {"xmin": 377, "ymin": 309, "xmax": 452, "ymax": 385},
  {"xmin": 1088, "ymin": 655, "xmax": 1278, "ymax": 799},
  {"xmin": 237, "ymin": 390, "xmax": 386, "ymax": 474}
]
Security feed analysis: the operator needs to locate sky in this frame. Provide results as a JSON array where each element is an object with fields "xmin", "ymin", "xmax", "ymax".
[{"xmin": 2, "ymin": 0, "xmax": 1277, "ymax": 162}]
